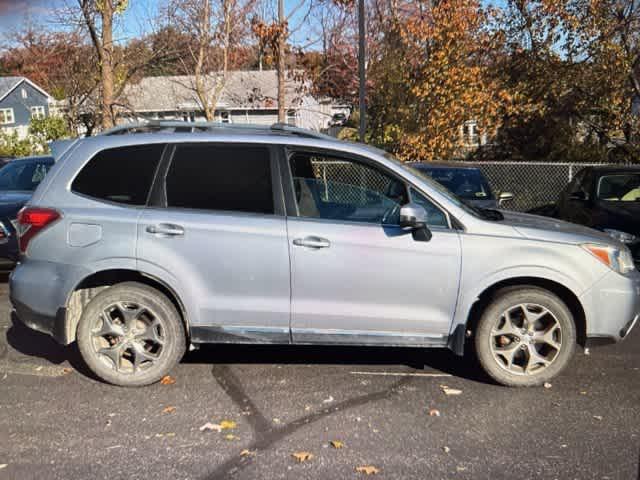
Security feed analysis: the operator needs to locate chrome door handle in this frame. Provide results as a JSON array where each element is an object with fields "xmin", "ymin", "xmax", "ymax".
[
  {"xmin": 292, "ymin": 236, "xmax": 330, "ymax": 249},
  {"xmin": 146, "ymin": 223, "xmax": 184, "ymax": 236}
]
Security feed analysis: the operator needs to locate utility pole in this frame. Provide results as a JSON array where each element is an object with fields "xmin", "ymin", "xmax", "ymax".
[
  {"xmin": 277, "ymin": 0, "xmax": 286, "ymax": 123},
  {"xmin": 358, "ymin": 0, "xmax": 366, "ymax": 142}
]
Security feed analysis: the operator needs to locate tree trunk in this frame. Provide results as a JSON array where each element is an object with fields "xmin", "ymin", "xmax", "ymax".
[
  {"xmin": 101, "ymin": 0, "xmax": 115, "ymax": 129},
  {"xmin": 277, "ymin": 0, "xmax": 285, "ymax": 123}
]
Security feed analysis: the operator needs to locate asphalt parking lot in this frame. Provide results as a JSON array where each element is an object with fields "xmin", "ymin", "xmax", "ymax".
[{"xmin": 0, "ymin": 274, "xmax": 639, "ymax": 480}]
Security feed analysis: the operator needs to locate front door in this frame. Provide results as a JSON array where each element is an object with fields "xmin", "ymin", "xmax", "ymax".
[
  {"xmin": 284, "ymin": 150, "xmax": 461, "ymax": 346},
  {"xmin": 137, "ymin": 142, "xmax": 291, "ymax": 343}
]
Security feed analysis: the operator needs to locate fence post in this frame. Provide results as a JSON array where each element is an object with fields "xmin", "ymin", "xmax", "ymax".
[{"xmin": 568, "ymin": 164, "xmax": 573, "ymax": 182}]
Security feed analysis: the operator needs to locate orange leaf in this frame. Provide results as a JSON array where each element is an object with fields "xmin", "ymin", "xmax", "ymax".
[
  {"xmin": 292, "ymin": 451, "xmax": 314, "ymax": 463},
  {"xmin": 356, "ymin": 465, "xmax": 380, "ymax": 475},
  {"xmin": 160, "ymin": 375, "xmax": 176, "ymax": 385}
]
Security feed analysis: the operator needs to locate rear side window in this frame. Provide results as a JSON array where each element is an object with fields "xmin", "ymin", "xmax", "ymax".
[
  {"xmin": 166, "ymin": 144, "xmax": 273, "ymax": 214},
  {"xmin": 72, "ymin": 144, "xmax": 164, "ymax": 205}
]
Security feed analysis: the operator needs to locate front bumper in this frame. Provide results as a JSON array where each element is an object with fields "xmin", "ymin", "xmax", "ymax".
[{"xmin": 580, "ymin": 269, "xmax": 640, "ymax": 345}]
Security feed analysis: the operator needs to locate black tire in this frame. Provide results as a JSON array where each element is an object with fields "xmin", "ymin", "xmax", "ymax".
[
  {"xmin": 77, "ymin": 282, "xmax": 186, "ymax": 387},
  {"xmin": 474, "ymin": 287, "xmax": 576, "ymax": 387}
]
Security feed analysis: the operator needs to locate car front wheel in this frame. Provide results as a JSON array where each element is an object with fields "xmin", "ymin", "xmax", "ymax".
[
  {"xmin": 474, "ymin": 287, "xmax": 576, "ymax": 387},
  {"xmin": 76, "ymin": 282, "xmax": 186, "ymax": 387}
]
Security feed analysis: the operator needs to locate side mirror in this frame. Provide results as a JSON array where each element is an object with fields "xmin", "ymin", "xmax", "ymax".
[
  {"xmin": 569, "ymin": 191, "xmax": 587, "ymax": 201},
  {"xmin": 498, "ymin": 191, "xmax": 515, "ymax": 206},
  {"xmin": 399, "ymin": 203, "xmax": 432, "ymax": 242}
]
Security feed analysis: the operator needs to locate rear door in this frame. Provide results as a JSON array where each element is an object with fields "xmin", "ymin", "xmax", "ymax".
[{"xmin": 137, "ymin": 142, "xmax": 291, "ymax": 343}]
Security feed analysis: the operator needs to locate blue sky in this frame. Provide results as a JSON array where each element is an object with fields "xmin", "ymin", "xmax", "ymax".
[{"xmin": 0, "ymin": 0, "xmax": 507, "ymax": 47}]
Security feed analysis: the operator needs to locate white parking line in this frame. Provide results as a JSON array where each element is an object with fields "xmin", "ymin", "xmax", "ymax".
[
  {"xmin": 350, "ymin": 370, "xmax": 451, "ymax": 377},
  {"xmin": 0, "ymin": 360, "xmax": 70, "ymax": 378}
]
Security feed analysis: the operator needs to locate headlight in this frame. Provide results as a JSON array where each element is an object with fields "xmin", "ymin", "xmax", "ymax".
[
  {"xmin": 603, "ymin": 229, "xmax": 638, "ymax": 245},
  {"xmin": 582, "ymin": 243, "xmax": 636, "ymax": 274}
]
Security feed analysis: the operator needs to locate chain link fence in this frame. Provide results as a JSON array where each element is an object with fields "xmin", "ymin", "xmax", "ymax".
[{"xmin": 470, "ymin": 161, "xmax": 615, "ymax": 211}]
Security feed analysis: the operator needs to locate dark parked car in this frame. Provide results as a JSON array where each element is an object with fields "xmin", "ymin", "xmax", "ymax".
[
  {"xmin": 408, "ymin": 162, "xmax": 514, "ymax": 209},
  {"xmin": 553, "ymin": 165, "xmax": 640, "ymax": 265},
  {"xmin": 0, "ymin": 156, "xmax": 54, "ymax": 261}
]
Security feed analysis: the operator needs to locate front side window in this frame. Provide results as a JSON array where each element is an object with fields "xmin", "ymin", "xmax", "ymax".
[
  {"xmin": 597, "ymin": 174, "xmax": 640, "ymax": 202},
  {"xmin": 166, "ymin": 144, "xmax": 274, "ymax": 214},
  {"xmin": 0, "ymin": 160, "xmax": 52, "ymax": 191},
  {"xmin": 0, "ymin": 108, "xmax": 14, "ymax": 125},
  {"xmin": 72, "ymin": 144, "xmax": 164, "ymax": 205},
  {"xmin": 290, "ymin": 152, "xmax": 407, "ymax": 224}
]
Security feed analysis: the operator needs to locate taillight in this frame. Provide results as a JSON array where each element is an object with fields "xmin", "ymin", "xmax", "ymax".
[{"xmin": 16, "ymin": 207, "xmax": 61, "ymax": 254}]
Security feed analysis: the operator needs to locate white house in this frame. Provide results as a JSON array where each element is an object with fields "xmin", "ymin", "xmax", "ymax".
[{"xmin": 118, "ymin": 70, "xmax": 349, "ymax": 131}]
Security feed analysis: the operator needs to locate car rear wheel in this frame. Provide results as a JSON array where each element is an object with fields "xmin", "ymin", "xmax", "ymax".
[
  {"xmin": 76, "ymin": 282, "xmax": 186, "ymax": 387},
  {"xmin": 474, "ymin": 287, "xmax": 576, "ymax": 387}
]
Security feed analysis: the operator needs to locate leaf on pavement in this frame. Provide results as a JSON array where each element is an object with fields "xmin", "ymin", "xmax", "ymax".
[
  {"xmin": 224, "ymin": 434, "xmax": 236, "ymax": 440},
  {"xmin": 543, "ymin": 382, "xmax": 552, "ymax": 389},
  {"xmin": 330, "ymin": 440, "xmax": 344, "ymax": 449},
  {"xmin": 162, "ymin": 406, "xmax": 176, "ymax": 414},
  {"xmin": 199, "ymin": 422, "xmax": 223, "ymax": 432},
  {"xmin": 292, "ymin": 451, "xmax": 314, "ymax": 463},
  {"xmin": 443, "ymin": 446, "xmax": 451, "ymax": 453},
  {"xmin": 219, "ymin": 420, "xmax": 237, "ymax": 430},
  {"xmin": 440, "ymin": 385, "xmax": 462, "ymax": 396},
  {"xmin": 240, "ymin": 449, "xmax": 254, "ymax": 457},
  {"xmin": 61, "ymin": 367, "xmax": 73, "ymax": 375},
  {"xmin": 356, "ymin": 465, "xmax": 380, "ymax": 475},
  {"xmin": 428, "ymin": 408, "xmax": 441, "ymax": 417},
  {"xmin": 160, "ymin": 375, "xmax": 176, "ymax": 385}
]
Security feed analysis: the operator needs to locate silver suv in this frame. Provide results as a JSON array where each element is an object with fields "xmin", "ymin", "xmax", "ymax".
[{"xmin": 9, "ymin": 123, "xmax": 639, "ymax": 387}]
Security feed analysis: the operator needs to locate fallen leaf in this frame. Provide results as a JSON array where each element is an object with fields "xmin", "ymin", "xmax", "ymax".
[
  {"xmin": 224, "ymin": 434, "xmax": 236, "ymax": 440},
  {"xmin": 240, "ymin": 449, "xmax": 254, "ymax": 457},
  {"xmin": 543, "ymin": 382, "xmax": 552, "ymax": 389},
  {"xmin": 580, "ymin": 391, "xmax": 588, "ymax": 395},
  {"xmin": 456, "ymin": 466, "xmax": 467, "ymax": 472},
  {"xmin": 356, "ymin": 466, "xmax": 380, "ymax": 475},
  {"xmin": 219, "ymin": 420, "xmax": 236, "ymax": 430},
  {"xmin": 35, "ymin": 366, "xmax": 43, "ymax": 371},
  {"xmin": 162, "ymin": 406, "xmax": 176, "ymax": 414},
  {"xmin": 440, "ymin": 385, "xmax": 462, "ymax": 396},
  {"xmin": 330, "ymin": 440, "xmax": 344, "ymax": 449},
  {"xmin": 199, "ymin": 422, "xmax": 223, "ymax": 432},
  {"xmin": 443, "ymin": 446, "xmax": 451, "ymax": 453},
  {"xmin": 323, "ymin": 395, "xmax": 335, "ymax": 404},
  {"xmin": 0, "ymin": 464, "xmax": 7, "ymax": 470},
  {"xmin": 428, "ymin": 408, "xmax": 441, "ymax": 417},
  {"xmin": 593, "ymin": 415, "xmax": 603, "ymax": 421},
  {"xmin": 292, "ymin": 451, "xmax": 314, "ymax": 463},
  {"xmin": 160, "ymin": 375, "xmax": 176, "ymax": 385},
  {"xmin": 61, "ymin": 367, "xmax": 73, "ymax": 375}
]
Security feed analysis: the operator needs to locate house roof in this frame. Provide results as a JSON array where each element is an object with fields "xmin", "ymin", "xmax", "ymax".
[
  {"xmin": 122, "ymin": 70, "xmax": 310, "ymax": 113},
  {"xmin": 0, "ymin": 76, "xmax": 52, "ymax": 103}
]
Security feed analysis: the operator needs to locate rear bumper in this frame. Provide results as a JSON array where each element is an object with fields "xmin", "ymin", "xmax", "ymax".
[
  {"xmin": 581, "ymin": 269, "xmax": 640, "ymax": 345},
  {"xmin": 9, "ymin": 259, "xmax": 91, "ymax": 345}
]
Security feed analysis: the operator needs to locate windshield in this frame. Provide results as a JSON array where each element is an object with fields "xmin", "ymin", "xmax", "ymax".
[
  {"xmin": 412, "ymin": 166, "xmax": 494, "ymax": 201},
  {"xmin": 597, "ymin": 174, "xmax": 640, "ymax": 202},
  {"xmin": 0, "ymin": 160, "xmax": 52, "ymax": 191}
]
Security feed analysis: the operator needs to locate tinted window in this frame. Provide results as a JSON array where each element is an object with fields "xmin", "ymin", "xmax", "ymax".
[
  {"xmin": 72, "ymin": 144, "xmax": 164, "ymax": 205},
  {"xmin": 414, "ymin": 166, "xmax": 494, "ymax": 200},
  {"xmin": 597, "ymin": 174, "xmax": 640, "ymax": 201},
  {"xmin": 166, "ymin": 144, "xmax": 273, "ymax": 214},
  {"xmin": 290, "ymin": 153, "xmax": 407, "ymax": 224},
  {"xmin": 0, "ymin": 159, "xmax": 52, "ymax": 191}
]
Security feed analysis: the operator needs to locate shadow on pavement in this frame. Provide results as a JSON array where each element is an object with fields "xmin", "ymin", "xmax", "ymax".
[{"xmin": 6, "ymin": 308, "xmax": 489, "ymax": 384}]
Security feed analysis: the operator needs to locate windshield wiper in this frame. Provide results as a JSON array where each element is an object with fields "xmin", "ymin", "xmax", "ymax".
[{"xmin": 470, "ymin": 206, "xmax": 504, "ymax": 221}]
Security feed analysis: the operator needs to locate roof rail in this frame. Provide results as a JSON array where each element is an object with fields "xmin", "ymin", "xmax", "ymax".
[{"xmin": 98, "ymin": 120, "xmax": 335, "ymax": 141}]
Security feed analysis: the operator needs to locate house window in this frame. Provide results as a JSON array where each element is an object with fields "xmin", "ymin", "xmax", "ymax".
[
  {"xmin": 0, "ymin": 108, "xmax": 15, "ymax": 125},
  {"xmin": 30, "ymin": 106, "xmax": 46, "ymax": 119},
  {"xmin": 21, "ymin": 88, "xmax": 27, "ymax": 99},
  {"xmin": 286, "ymin": 109, "xmax": 297, "ymax": 126}
]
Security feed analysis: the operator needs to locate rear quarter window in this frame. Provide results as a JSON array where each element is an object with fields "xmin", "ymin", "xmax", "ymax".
[{"xmin": 71, "ymin": 144, "xmax": 164, "ymax": 206}]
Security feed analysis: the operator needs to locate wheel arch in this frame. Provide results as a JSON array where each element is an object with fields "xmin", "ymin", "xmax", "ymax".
[
  {"xmin": 64, "ymin": 269, "xmax": 189, "ymax": 344},
  {"xmin": 449, "ymin": 276, "xmax": 587, "ymax": 355}
]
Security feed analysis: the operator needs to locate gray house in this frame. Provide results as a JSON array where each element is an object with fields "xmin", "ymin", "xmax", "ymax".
[{"xmin": 0, "ymin": 76, "xmax": 53, "ymax": 139}]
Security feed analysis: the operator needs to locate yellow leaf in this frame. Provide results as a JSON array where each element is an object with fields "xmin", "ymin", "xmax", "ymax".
[
  {"xmin": 240, "ymin": 449, "xmax": 254, "ymax": 457},
  {"xmin": 219, "ymin": 420, "xmax": 236, "ymax": 430},
  {"xmin": 224, "ymin": 434, "xmax": 236, "ymax": 440},
  {"xmin": 292, "ymin": 451, "xmax": 314, "ymax": 463},
  {"xmin": 162, "ymin": 406, "xmax": 176, "ymax": 414},
  {"xmin": 356, "ymin": 465, "xmax": 380, "ymax": 475},
  {"xmin": 330, "ymin": 440, "xmax": 344, "ymax": 449}
]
